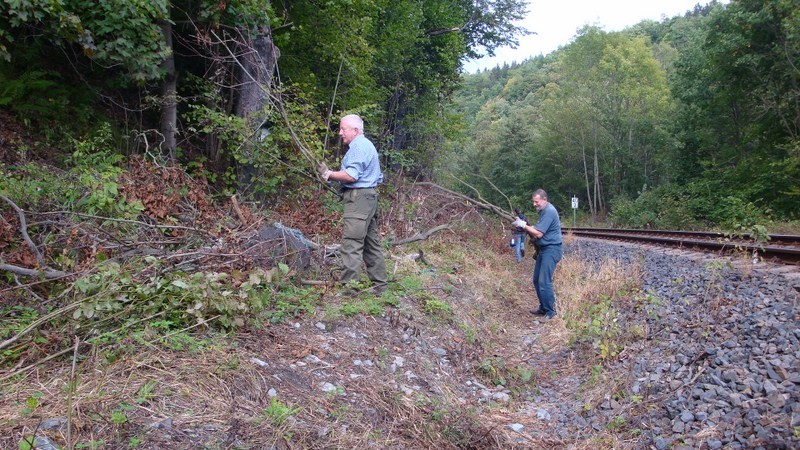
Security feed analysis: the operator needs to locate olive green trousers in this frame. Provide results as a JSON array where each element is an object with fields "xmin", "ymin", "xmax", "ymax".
[{"xmin": 340, "ymin": 188, "xmax": 387, "ymax": 286}]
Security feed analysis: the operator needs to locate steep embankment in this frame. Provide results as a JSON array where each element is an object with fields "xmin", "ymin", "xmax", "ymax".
[{"xmin": 2, "ymin": 154, "xmax": 798, "ymax": 449}]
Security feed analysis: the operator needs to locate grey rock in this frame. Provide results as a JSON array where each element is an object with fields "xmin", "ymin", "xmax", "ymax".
[
  {"xmin": 509, "ymin": 423, "xmax": 525, "ymax": 432},
  {"xmin": 148, "ymin": 418, "xmax": 173, "ymax": 429},
  {"xmin": 767, "ymin": 391, "xmax": 786, "ymax": 409},
  {"xmin": 32, "ymin": 436, "xmax": 60, "ymax": 450},
  {"xmin": 492, "ymin": 392, "xmax": 510, "ymax": 402},
  {"xmin": 39, "ymin": 417, "xmax": 66, "ymax": 430},
  {"xmin": 525, "ymin": 241, "xmax": 800, "ymax": 449},
  {"xmin": 247, "ymin": 224, "xmax": 311, "ymax": 270},
  {"xmin": 250, "ymin": 357, "xmax": 269, "ymax": 367},
  {"xmin": 320, "ymin": 382, "xmax": 338, "ymax": 393}
]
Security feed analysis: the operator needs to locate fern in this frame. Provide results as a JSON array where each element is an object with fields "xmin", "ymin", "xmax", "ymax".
[{"xmin": 0, "ymin": 69, "xmax": 59, "ymax": 108}]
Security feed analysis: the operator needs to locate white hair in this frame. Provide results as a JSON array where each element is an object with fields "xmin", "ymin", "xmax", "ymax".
[{"xmin": 341, "ymin": 114, "xmax": 364, "ymax": 133}]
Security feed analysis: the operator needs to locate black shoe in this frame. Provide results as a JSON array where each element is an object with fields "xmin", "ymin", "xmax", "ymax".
[
  {"xmin": 544, "ymin": 312, "xmax": 556, "ymax": 320},
  {"xmin": 338, "ymin": 287, "xmax": 360, "ymax": 297},
  {"xmin": 373, "ymin": 284, "xmax": 388, "ymax": 295},
  {"xmin": 530, "ymin": 309, "xmax": 546, "ymax": 316}
]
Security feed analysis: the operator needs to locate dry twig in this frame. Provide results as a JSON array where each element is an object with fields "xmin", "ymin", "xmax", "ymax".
[
  {"xmin": 414, "ymin": 181, "xmax": 514, "ymax": 221},
  {"xmin": 390, "ymin": 224, "xmax": 452, "ymax": 246},
  {"xmin": 1, "ymin": 194, "xmax": 44, "ymax": 264}
]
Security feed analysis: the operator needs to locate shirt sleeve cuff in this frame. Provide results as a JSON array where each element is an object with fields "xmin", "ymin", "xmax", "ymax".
[{"xmin": 344, "ymin": 168, "xmax": 359, "ymax": 180}]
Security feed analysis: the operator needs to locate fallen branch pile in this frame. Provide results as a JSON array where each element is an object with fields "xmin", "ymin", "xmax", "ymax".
[{"xmin": 0, "ymin": 160, "xmax": 518, "ymax": 383}]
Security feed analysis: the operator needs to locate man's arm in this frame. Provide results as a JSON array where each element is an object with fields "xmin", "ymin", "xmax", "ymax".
[
  {"xmin": 318, "ymin": 157, "xmax": 358, "ymax": 183},
  {"xmin": 512, "ymin": 216, "xmax": 544, "ymax": 239},
  {"xmin": 519, "ymin": 223, "xmax": 544, "ymax": 239},
  {"xmin": 327, "ymin": 170, "xmax": 356, "ymax": 183}
]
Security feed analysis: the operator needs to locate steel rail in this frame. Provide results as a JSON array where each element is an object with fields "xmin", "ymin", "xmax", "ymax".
[
  {"xmin": 564, "ymin": 228, "xmax": 800, "ymax": 265},
  {"xmin": 566, "ymin": 227, "xmax": 800, "ymax": 246}
]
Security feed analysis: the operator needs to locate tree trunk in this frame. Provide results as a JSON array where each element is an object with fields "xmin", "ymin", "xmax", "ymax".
[
  {"xmin": 159, "ymin": 18, "xmax": 177, "ymax": 161},
  {"xmin": 577, "ymin": 125, "xmax": 594, "ymax": 218},
  {"xmin": 233, "ymin": 28, "xmax": 280, "ymax": 197},
  {"xmin": 592, "ymin": 122, "xmax": 604, "ymax": 217},
  {"xmin": 582, "ymin": 143, "xmax": 593, "ymax": 218},
  {"xmin": 234, "ymin": 31, "xmax": 279, "ymax": 118}
]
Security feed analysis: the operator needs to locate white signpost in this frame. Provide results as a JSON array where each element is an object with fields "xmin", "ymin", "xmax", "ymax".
[{"xmin": 571, "ymin": 196, "xmax": 578, "ymax": 228}]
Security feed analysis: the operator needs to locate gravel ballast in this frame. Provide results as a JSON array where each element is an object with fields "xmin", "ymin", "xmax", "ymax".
[{"xmin": 536, "ymin": 239, "xmax": 800, "ymax": 449}]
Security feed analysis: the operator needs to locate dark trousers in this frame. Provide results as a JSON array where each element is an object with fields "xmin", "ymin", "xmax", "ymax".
[
  {"xmin": 340, "ymin": 188, "xmax": 387, "ymax": 285},
  {"xmin": 533, "ymin": 244, "xmax": 562, "ymax": 313}
]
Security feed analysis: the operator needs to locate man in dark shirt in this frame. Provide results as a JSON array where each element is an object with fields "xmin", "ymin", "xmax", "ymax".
[{"xmin": 512, "ymin": 189, "xmax": 563, "ymax": 319}]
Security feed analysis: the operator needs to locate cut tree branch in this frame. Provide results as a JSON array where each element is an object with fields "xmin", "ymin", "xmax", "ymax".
[
  {"xmin": 413, "ymin": 182, "xmax": 514, "ymax": 221},
  {"xmin": 476, "ymin": 172, "xmax": 514, "ymax": 213},
  {"xmin": 1, "ymin": 195, "xmax": 44, "ymax": 265},
  {"xmin": 0, "ymin": 264, "xmax": 68, "ymax": 279},
  {"xmin": 390, "ymin": 224, "xmax": 452, "ymax": 246},
  {"xmin": 32, "ymin": 210, "xmax": 213, "ymax": 235}
]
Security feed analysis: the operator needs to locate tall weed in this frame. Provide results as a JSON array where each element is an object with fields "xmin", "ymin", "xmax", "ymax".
[{"xmin": 66, "ymin": 123, "xmax": 144, "ymax": 218}]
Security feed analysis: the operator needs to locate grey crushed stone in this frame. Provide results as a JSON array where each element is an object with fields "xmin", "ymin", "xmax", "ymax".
[{"xmin": 517, "ymin": 239, "xmax": 799, "ymax": 449}]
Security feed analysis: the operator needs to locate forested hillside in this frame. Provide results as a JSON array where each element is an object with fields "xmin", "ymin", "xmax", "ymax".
[
  {"xmin": 1, "ymin": 0, "xmax": 797, "ymax": 230},
  {"xmin": 451, "ymin": 0, "xmax": 799, "ymax": 234},
  {"xmin": 0, "ymin": 0, "xmax": 527, "ymax": 196}
]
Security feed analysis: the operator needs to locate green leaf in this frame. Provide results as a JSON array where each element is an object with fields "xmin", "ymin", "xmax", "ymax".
[
  {"xmin": 171, "ymin": 280, "xmax": 189, "ymax": 289},
  {"xmin": 18, "ymin": 436, "xmax": 35, "ymax": 450}
]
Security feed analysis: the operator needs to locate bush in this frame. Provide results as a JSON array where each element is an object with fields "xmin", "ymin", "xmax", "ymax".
[
  {"xmin": 0, "ymin": 162, "xmax": 70, "ymax": 209},
  {"xmin": 609, "ymin": 185, "xmax": 696, "ymax": 229},
  {"xmin": 610, "ymin": 181, "xmax": 775, "ymax": 233},
  {"xmin": 566, "ymin": 294, "xmax": 623, "ymax": 361},
  {"xmin": 0, "ymin": 66, "xmax": 94, "ymax": 134},
  {"xmin": 0, "ymin": 123, "xmax": 145, "ymax": 220},
  {"xmin": 703, "ymin": 195, "xmax": 772, "ymax": 232}
]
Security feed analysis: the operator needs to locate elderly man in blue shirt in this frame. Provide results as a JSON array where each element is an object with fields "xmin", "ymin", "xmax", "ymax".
[
  {"xmin": 513, "ymin": 189, "xmax": 563, "ymax": 320},
  {"xmin": 318, "ymin": 114, "xmax": 387, "ymax": 291}
]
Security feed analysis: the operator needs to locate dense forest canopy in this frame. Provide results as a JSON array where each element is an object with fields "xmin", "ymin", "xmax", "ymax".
[
  {"xmin": 0, "ymin": 0, "xmax": 797, "ymax": 231},
  {"xmin": 451, "ymin": 0, "xmax": 799, "ymax": 232},
  {"xmin": 0, "ymin": 0, "xmax": 527, "ymax": 194}
]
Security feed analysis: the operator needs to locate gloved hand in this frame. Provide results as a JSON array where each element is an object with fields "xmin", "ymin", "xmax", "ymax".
[
  {"xmin": 318, "ymin": 162, "xmax": 332, "ymax": 181},
  {"xmin": 512, "ymin": 217, "xmax": 527, "ymax": 228}
]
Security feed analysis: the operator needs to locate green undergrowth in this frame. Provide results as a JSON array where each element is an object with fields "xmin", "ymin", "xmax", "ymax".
[
  {"xmin": 0, "ymin": 145, "xmax": 664, "ymax": 448},
  {"xmin": 1, "ymin": 124, "xmax": 144, "ymax": 219},
  {"xmin": 326, "ymin": 291, "xmax": 401, "ymax": 319},
  {"xmin": 0, "ymin": 260, "xmax": 321, "ymax": 368},
  {"xmin": 563, "ymin": 276, "xmax": 651, "ymax": 364},
  {"xmin": 566, "ymin": 293, "xmax": 626, "ymax": 361}
]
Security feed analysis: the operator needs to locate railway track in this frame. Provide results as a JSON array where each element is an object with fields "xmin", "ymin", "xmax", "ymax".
[{"xmin": 564, "ymin": 227, "xmax": 800, "ymax": 265}]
